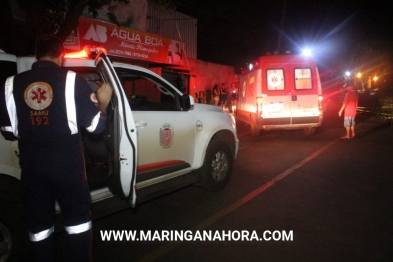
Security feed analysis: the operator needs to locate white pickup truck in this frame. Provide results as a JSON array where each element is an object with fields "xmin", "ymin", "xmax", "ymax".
[{"xmin": 0, "ymin": 51, "xmax": 238, "ymax": 261}]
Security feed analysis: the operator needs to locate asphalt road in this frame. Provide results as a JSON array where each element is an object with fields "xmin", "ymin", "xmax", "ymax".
[{"xmin": 55, "ymin": 111, "xmax": 393, "ymax": 262}]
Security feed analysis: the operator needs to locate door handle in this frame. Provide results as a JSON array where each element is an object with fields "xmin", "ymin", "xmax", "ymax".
[
  {"xmin": 291, "ymin": 95, "xmax": 297, "ymax": 101},
  {"xmin": 135, "ymin": 121, "xmax": 147, "ymax": 127}
]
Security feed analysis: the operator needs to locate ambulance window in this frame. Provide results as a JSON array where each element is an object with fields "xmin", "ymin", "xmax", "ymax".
[
  {"xmin": 266, "ymin": 69, "xmax": 285, "ymax": 90},
  {"xmin": 295, "ymin": 68, "xmax": 312, "ymax": 90}
]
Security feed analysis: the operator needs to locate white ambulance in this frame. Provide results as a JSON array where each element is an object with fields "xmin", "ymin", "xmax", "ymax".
[
  {"xmin": 0, "ymin": 49, "xmax": 238, "ymax": 261},
  {"xmin": 236, "ymin": 54, "xmax": 323, "ymax": 136}
]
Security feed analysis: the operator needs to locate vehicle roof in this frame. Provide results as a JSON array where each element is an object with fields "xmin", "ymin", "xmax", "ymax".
[
  {"xmin": 63, "ymin": 58, "xmax": 160, "ymax": 75},
  {"xmin": 255, "ymin": 54, "xmax": 317, "ymax": 65},
  {"xmin": 0, "ymin": 55, "xmax": 168, "ymax": 78},
  {"xmin": 0, "ymin": 55, "xmax": 181, "ymax": 95},
  {"xmin": 63, "ymin": 58, "xmax": 182, "ymax": 95},
  {"xmin": 0, "ymin": 52, "xmax": 17, "ymax": 62}
]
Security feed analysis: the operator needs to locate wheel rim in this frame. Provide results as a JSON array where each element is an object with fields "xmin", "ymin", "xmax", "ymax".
[
  {"xmin": 250, "ymin": 123, "xmax": 260, "ymax": 137},
  {"xmin": 0, "ymin": 222, "xmax": 11, "ymax": 261},
  {"xmin": 210, "ymin": 150, "xmax": 229, "ymax": 182}
]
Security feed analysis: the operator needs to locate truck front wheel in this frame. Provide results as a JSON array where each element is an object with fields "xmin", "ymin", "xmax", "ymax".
[
  {"xmin": 304, "ymin": 127, "xmax": 316, "ymax": 135},
  {"xmin": 0, "ymin": 177, "xmax": 28, "ymax": 262},
  {"xmin": 250, "ymin": 122, "xmax": 260, "ymax": 137},
  {"xmin": 0, "ymin": 204, "xmax": 27, "ymax": 262},
  {"xmin": 0, "ymin": 221, "xmax": 12, "ymax": 262},
  {"xmin": 202, "ymin": 140, "xmax": 233, "ymax": 191},
  {"xmin": 250, "ymin": 116, "xmax": 261, "ymax": 137}
]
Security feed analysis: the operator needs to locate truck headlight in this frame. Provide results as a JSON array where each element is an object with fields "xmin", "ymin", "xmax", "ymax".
[{"xmin": 227, "ymin": 112, "xmax": 237, "ymax": 131}]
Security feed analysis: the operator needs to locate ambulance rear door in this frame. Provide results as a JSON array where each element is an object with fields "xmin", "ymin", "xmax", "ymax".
[
  {"xmin": 95, "ymin": 53, "xmax": 138, "ymax": 206},
  {"xmin": 238, "ymin": 69, "xmax": 262, "ymax": 120},
  {"xmin": 262, "ymin": 65, "xmax": 292, "ymax": 126},
  {"xmin": 289, "ymin": 63, "xmax": 322, "ymax": 125}
]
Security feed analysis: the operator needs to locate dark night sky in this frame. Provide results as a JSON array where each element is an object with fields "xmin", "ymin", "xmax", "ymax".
[{"xmin": 174, "ymin": 0, "xmax": 393, "ymax": 71}]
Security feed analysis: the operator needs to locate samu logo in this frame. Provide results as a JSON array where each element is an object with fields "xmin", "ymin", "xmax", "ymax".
[
  {"xmin": 159, "ymin": 123, "xmax": 174, "ymax": 148},
  {"xmin": 83, "ymin": 24, "xmax": 107, "ymax": 43}
]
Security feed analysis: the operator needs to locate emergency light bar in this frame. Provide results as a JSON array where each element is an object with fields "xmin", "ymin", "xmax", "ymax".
[
  {"xmin": 64, "ymin": 46, "xmax": 108, "ymax": 59},
  {"xmin": 64, "ymin": 49, "xmax": 88, "ymax": 58}
]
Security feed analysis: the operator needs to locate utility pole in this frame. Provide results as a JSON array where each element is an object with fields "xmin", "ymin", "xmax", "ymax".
[{"xmin": 276, "ymin": 0, "xmax": 287, "ymax": 53}]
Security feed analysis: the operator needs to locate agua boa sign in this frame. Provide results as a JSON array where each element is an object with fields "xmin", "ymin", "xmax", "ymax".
[{"xmin": 73, "ymin": 17, "xmax": 183, "ymax": 65}]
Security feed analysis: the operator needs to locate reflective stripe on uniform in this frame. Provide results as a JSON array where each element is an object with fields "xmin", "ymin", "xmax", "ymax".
[
  {"xmin": 65, "ymin": 71, "xmax": 78, "ymax": 134},
  {"xmin": 65, "ymin": 221, "xmax": 92, "ymax": 235},
  {"xmin": 0, "ymin": 126, "xmax": 13, "ymax": 132},
  {"xmin": 85, "ymin": 112, "xmax": 101, "ymax": 133},
  {"xmin": 4, "ymin": 76, "xmax": 18, "ymax": 137},
  {"xmin": 29, "ymin": 226, "xmax": 54, "ymax": 242}
]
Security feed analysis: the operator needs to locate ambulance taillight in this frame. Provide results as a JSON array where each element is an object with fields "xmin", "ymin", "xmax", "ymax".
[
  {"xmin": 256, "ymin": 96, "xmax": 263, "ymax": 115},
  {"xmin": 318, "ymin": 95, "xmax": 323, "ymax": 112}
]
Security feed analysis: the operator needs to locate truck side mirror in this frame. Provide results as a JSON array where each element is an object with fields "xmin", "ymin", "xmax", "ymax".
[{"xmin": 180, "ymin": 94, "xmax": 194, "ymax": 110}]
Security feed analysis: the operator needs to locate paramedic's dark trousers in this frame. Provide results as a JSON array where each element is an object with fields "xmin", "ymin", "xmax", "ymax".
[{"xmin": 20, "ymin": 141, "xmax": 92, "ymax": 261}]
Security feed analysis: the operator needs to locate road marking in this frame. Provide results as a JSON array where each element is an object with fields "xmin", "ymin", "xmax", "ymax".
[{"xmin": 137, "ymin": 139, "xmax": 338, "ymax": 261}]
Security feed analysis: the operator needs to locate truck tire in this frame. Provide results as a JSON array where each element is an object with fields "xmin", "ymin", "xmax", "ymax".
[
  {"xmin": 0, "ymin": 203, "xmax": 28, "ymax": 262},
  {"xmin": 250, "ymin": 123, "xmax": 261, "ymax": 137},
  {"xmin": 304, "ymin": 127, "xmax": 316, "ymax": 135},
  {"xmin": 250, "ymin": 116, "xmax": 261, "ymax": 137},
  {"xmin": 0, "ymin": 177, "xmax": 28, "ymax": 262},
  {"xmin": 0, "ymin": 221, "xmax": 11, "ymax": 262},
  {"xmin": 201, "ymin": 140, "xmax": 233, "ymax": 191}
]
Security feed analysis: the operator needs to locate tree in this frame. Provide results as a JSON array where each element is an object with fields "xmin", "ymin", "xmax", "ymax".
[
  {"xmin": 31, "ymin": 0, "xmax": 130, "ymax": 39},
  {"xmin": 0, "ymin": 0, "xmax": 175, "ymax": 55}
]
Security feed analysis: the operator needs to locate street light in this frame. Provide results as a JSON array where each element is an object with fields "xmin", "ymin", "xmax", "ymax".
[
  {"xmin": 357, "ymin": 72, "xmax": 365, "ymax": 92},
  {"xmin": 372, "ymin": 76, "xmax": 379, "ymax": 91},
  {"xmin": 302, "ymin": 48, "xmax": 312, "ymax": 57}
]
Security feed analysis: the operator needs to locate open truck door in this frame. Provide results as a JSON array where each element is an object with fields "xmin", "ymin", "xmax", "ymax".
[{"xmin": 95, "ymin": 53, "xmax": 138, "ymax": 206}]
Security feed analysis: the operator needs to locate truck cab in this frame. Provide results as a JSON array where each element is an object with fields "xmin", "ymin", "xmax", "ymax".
[
  {"xmin": 236, "ymin": 54, "xmax": 323, "ymax": 136},
  {"xmin": 0, "ymin": 50, "xmax": 238, "ymax": 261}
]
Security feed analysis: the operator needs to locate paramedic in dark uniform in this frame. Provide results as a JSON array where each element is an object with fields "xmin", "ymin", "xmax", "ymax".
[{"xmin": 0, "ymin": 34, "xmax": 112, "ymax": 261}]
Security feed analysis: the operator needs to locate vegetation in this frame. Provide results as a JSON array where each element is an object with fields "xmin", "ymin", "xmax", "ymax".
[{"xmin": 0, "ymin": 0, "xmax": 175, "ymax": 55}]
